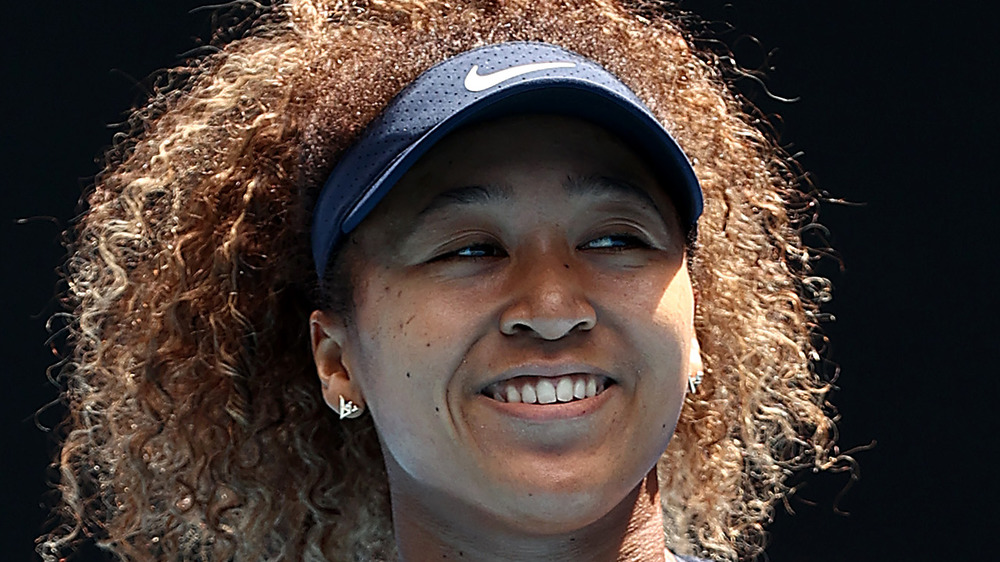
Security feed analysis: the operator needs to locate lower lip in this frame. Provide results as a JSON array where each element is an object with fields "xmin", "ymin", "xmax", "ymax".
[{"xmin": 478, "ymin": 384, "xmax": 616, "ymax": 422}]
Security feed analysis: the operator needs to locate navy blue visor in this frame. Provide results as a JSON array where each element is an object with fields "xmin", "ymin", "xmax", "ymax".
[{"xmin": 311, "ymin": 41, "xmax": 702, "ymax": 278}]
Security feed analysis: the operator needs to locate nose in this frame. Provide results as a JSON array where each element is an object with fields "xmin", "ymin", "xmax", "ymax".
[{"xmin": 499, "ymin": 254, "xmax": 597, "ymax": 340}]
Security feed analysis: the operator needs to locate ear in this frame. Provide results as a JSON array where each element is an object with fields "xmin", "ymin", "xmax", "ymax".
[
  {"xmin": 689, "ymin": 335, "xmax": 704, "ymax": 376},
  {"xmin": 309, "ymin": 309, "xmax": 365, "ymax": 414},
  {"xmin": 688, "ymin": 334, "xmax": 705, "ymax": 394}
]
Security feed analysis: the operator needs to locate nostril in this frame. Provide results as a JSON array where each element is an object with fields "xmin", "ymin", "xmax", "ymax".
[
  {"xmin": 501, "ymin": 317, "xmax": 595, "ymax": 340},
  {"xmin": 499, "ymin": 321, "xmax": 533, "ymax": 337},
  {"xmin": 498, "ymin": 282, "xmax": 598, "ymax": 339}
]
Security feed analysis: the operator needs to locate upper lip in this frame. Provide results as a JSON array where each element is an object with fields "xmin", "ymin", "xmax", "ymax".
[{"xmin": 477, "ymin": 363, "xmax": 616, "ymax": 393}]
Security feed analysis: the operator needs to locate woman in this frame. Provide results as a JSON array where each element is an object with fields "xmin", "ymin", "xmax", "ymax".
[{"xmin": 42, "ymin": 1, "xmax": 838, "ymax": 560}]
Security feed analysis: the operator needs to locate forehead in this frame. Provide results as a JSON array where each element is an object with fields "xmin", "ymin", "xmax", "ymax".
[{"xmin": 362, "ymin": 114, "xmax": 680, "ymax": 224}]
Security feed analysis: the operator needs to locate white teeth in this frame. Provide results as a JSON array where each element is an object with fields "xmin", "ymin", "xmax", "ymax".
[
  {"xmin": 486, "ymin": 374, "xmax": 610, "ymax": 405},
  {"xmin": 556, "ymin": 377, "xmax": 574, "ymax": 402},
  {"xmin": 521, "ymin": 383, "xmax": 538, "ymax": 404},
  {"xmin": 506, "ymin": 386, "xmax": 521, "ymax": 403},
  {"xmin": 536, "ymin": 379, "xmax": 557, "ymax": 404}
]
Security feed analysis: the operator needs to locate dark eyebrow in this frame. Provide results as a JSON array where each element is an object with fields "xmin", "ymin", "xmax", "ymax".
[
  {"xmin": 563, "ymin": 175, "xmax": 661, "ymax": 210},
  {"xmin": 414, "ymin": 184, "xmax": 511, "ymax": 219}
]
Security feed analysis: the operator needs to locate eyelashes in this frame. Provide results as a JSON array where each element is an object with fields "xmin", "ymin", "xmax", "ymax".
[
  {"xmin": 451, "ymin": 243, "xmax": 507, "ymax": 259},
  {"xmin": 427, "ymin": 240, "xmax": 506, "ymax": 262},
  {"xmin": 579, "ymin": 233, "xmax": 651, "ymax": 251},
  {"xmin": 431, "ymin": 233, "xmax": 653, "ymax": 262}
]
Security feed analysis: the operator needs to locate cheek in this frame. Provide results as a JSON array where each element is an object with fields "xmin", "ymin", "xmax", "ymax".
[
  {"xmin": 593, "ymin": 260, "xmax": 694, "ymax": 342},
  {"xmin": 647, "ymin": 276, "xmax": 695, "ymax": 389},
  {"xmin": 610, "ymin": 266, "xmax": 693, "ymax": 426},
  {"xmin": 347, "ymin": 281, "xmax": 421, "ymax": 397},
  {"xmin": 646, "ymin": 261, "xmax": 695, "ymax": 330},
  {"xmin": 347, "ymin": 279, "xmax": 463, "ymax": 425},
  {"xmin": 348, "ymin": 302, "xmax": 468, "ymax": 481}
]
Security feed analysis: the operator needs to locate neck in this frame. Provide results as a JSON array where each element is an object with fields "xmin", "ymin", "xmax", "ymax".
[{"xmin": 390, "ymin": 467, "xmax": 671, "ymax": 562}]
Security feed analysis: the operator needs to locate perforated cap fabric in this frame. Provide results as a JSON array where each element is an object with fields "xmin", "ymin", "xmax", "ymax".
[{"xmin": 311, "ymin": 41, "xmax": 703, "ymax": 278}]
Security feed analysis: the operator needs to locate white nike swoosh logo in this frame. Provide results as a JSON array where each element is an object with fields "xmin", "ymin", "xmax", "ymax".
[{"xmin": 463, "ymin": 61, "xmax": 577, "ymax": 92}]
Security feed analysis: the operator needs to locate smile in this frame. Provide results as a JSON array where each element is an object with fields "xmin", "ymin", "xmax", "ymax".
[{"xmin": 482, "ymin": 374, "xmax": 612, "ymax": 405}]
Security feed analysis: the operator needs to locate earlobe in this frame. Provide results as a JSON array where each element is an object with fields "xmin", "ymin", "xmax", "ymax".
[
  {"xmin": 309, "ymin": 310, "xmax": 366, "ymax": 417},
  {"xmin": 687, "ymin": 335, "xmax": 705, "ymax": 394}
]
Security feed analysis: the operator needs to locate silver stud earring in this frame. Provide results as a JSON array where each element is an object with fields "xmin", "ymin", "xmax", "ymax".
[
  {"xmin": 338, "ymin": 395, "xmax": 362, "ymax": 420},
  {"xmin": 688, "ymin": 369, "xmax": 704, "ymax": 394}
]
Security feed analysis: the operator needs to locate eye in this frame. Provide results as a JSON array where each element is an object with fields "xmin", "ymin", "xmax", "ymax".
[
  {"xmin": 580, "ymin": 233, "xmax": 651, "ymax": 251},
  {"xmin": 433, "ymin": 242, "xmax": 507, "ymax": 261},
  {"xmin": 456, "ymin": 243, "xmax": 505, "ymax": 258}
]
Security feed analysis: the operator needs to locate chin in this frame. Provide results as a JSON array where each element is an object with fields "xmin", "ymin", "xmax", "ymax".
[{"xmin": 474, "ymin": 464, "xmax": 650, "ymax": 535}]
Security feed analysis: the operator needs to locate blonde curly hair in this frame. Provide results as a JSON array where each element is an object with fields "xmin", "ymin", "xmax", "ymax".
[{"xmin": 42, "ymin": 0, "xmax": 838, "ymax": 560}]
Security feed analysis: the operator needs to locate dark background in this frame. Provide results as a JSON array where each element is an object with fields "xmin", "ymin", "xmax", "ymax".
[{"xmin": 4, "ymin": 1, "xmax": 998, "ymax": 561}]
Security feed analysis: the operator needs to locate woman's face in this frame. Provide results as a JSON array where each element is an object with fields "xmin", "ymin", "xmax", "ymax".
[{"xmin": 314, "ymin": 114, "xmax": 695, "ymax": 533}]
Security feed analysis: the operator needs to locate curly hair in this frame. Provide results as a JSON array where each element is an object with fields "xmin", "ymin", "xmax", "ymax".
[{"xmin": 41, "ymin": 0, "xmax": 838, "ymax": 560}]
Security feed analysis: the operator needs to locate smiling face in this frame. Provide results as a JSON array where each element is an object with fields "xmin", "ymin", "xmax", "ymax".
[{"xmin": 311, "ymin": 114, "xmax": 696, "ymax": 538}]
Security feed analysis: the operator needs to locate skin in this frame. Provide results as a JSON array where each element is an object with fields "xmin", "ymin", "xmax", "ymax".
[{"xmin": 311, "ymin": 115, "xmax": 698, "ymax": 561}]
